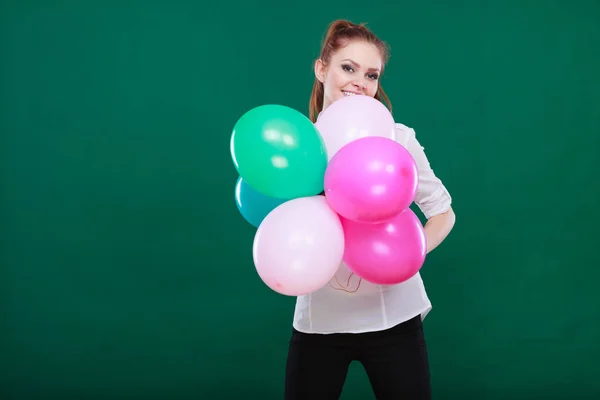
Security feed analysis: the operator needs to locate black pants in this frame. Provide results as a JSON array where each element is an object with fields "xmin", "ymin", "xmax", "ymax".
[{"xmin": 284, "ymin": 315, "xmax": 431, "ymax": 400}]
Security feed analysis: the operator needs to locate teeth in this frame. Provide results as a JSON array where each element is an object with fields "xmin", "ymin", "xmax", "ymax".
[{"xmin": 342, "ymin": 91, "xmax": 356, "ymax": 96}]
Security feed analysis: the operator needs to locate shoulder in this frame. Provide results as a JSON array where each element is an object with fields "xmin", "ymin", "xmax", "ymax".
[
  {"xmin": 394, "ymin": 122, "xmax": 417, "ymax": 147},
  {"xmin": 394, "ymin": 122, "xmax": 415, "ymax": 135}
]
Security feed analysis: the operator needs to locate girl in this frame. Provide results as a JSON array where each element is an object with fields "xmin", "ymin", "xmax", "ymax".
[{"xmin": 284, "ymin": 20, "xmax": 456, "ymax": 400}]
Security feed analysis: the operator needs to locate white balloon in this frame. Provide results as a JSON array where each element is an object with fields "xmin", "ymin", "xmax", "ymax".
[
  {"xmin": 315, "ymin": 95, "xmax": 396, "ymax": 160},
  {"xmin": 252, "ymin": 196, "xmax": 344, "ymax": 296}
]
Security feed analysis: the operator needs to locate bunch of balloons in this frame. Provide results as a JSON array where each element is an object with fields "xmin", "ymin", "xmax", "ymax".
[{"xmin": 230, "ymin": 96, "xmax": 427, "ymax": 296}]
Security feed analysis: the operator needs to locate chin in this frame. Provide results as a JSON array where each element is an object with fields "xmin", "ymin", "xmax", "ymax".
[{"xmin": 332, "ymin": 92, "xmax": 346, "ymax": 103}]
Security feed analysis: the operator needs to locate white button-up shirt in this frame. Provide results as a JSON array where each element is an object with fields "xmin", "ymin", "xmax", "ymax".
[{"xmin": 292, "ymin": 123, "xmax": 453, "ymax": 334}]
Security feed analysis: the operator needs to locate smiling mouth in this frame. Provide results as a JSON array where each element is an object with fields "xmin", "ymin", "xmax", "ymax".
[{"xmin": 342, "ymin": 90, "xmax": 361, "ymax": 96}]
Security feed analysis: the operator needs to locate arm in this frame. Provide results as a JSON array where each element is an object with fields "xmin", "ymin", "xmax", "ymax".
[
  {"xmin": 400, "ymin": 124, "xmax": 455, "ymax": 254},
  {"xmin": 424, "ymin": 206, "xmax": 455, "ymax": 254}
]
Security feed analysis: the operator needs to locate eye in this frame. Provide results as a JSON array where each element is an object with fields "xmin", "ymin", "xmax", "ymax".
[
  {"xmin": 342, "ymin": 64, "xmax": 354, "ymax": 73},
  {"xmin": 368, "ymin": 73, "xmax": 379, "ymax": 80}
]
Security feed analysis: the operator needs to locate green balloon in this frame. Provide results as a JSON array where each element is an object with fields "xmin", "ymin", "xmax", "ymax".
[{"xmin": 230, "ymin": 105, "xmax": 328, "ymax": 199}]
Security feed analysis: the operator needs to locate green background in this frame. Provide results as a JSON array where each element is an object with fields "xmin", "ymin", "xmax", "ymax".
[{"xmin": 2, "ymin": 0, "xmax": 599, "ymax": 398}]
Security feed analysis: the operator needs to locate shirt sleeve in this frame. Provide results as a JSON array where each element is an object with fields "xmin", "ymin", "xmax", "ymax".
[{"xmin": 401, "ymin": 125, "xmax": 453, "ymax": 219}]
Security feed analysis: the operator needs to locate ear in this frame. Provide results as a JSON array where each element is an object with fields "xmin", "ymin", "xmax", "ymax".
[{"xmin": 314, "ymin": 59, "xmax": 327, "ymax": 83}]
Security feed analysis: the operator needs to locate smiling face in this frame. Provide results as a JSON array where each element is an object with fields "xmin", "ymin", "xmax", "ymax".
[{"xmin": 315, "ymin": 40, "xmax": 383, "ymax": 112}]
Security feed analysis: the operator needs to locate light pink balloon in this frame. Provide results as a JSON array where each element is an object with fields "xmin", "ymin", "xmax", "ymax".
[
  {"xmin": 324, "ymin": 136, "xmax": 418, "ymax": 223},
  {"xmin": 315, "ymin": 95, "xmax": 396, "ymax": 160},
  {"xmin": 252, "ymin": 196, "xmax": 344, "ymax": 296},
  {"xmin": 341, "ymin": 208, "xmax": 426, "ymax": 285}
]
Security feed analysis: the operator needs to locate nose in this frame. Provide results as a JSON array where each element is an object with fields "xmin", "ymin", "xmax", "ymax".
[{"xmin": 352, "ymin": 79, "xmax": 366, "ymax": 92}]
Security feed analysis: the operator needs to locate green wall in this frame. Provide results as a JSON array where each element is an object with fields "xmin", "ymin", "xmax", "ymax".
[{"xmin": 1, "ymin": 0, "xmax": 599, "ymax": 398}]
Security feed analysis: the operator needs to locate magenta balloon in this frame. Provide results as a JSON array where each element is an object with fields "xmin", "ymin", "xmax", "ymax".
[
  {"xmin": 315, "ymin": 95, "xmax": 396, "ymax": 160},
  {"xmin": 341, "ymin": 208, "xmax": 426, "ymax": 285},
  {"xmin": 324, "ymin": 136, "xmax": 418, "ymax": 223}
]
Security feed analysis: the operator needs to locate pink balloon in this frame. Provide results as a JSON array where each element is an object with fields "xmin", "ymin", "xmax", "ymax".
[
  {"xmin": 342, "ymin": 208, "xmax": 426, "ymax": 285},
  {"xmin": 252, "ymin": 196, "xmax": 344, "ymax": 296},
  {"xmin": 315, "ymin": 95, "xmax": 396, "ymax": 160},
  {"xmin": 324, "ymin": 136, "xmax": 418, "ymax": 223}
]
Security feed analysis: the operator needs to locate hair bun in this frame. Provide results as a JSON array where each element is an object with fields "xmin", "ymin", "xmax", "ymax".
[{"xmin": 325, "ymin": 19, "xmax": 365, "ymax": 38}]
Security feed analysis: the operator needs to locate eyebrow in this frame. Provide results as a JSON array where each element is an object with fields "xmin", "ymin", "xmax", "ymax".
[{"xmin": 341, "ymin": 58, "xmax": 381, "ymax": 72}]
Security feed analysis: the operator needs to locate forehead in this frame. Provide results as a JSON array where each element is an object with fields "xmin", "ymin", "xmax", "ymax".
[{"xmin": 331, "ymin": 41, "xmax": 382, "ymax": 70}]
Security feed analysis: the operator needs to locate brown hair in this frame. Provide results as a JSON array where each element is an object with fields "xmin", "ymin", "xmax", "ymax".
[{"xmin": 309, "ymin": 19, "xmax": 392, "ymax": 122}]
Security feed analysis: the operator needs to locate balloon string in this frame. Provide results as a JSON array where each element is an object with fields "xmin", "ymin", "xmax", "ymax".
[{"xmin": 328, "ymin": 272, "xmax": 362, "ymax": 293}]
